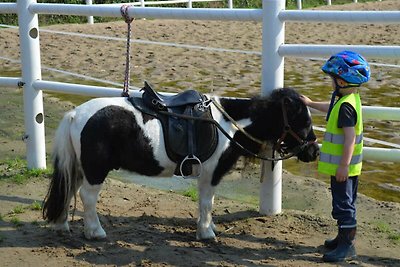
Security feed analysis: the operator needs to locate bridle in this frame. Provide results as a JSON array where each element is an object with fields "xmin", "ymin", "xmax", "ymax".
[{"xmin": 271, "ymin": 98, "xmax": 315, "ymax": 160}]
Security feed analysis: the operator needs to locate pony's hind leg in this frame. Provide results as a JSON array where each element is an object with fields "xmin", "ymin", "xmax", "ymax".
[{"xmin": 79, "ymin": 179, "xmax": 106, "ymax": 239}]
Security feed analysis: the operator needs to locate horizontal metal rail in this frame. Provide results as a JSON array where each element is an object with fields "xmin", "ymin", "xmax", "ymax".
[
  {"xmin": 279, "ymin": 10, "xmax": 400, "ymax": 24},
  {"xmin": 32, "ymin": 80, "xmax": 140, "ymax": 97},
  {"xmin": 0, "ymin": 2, "xmax": 16, "ymax": 14},
  {"xmin": 29, "ymin": 4, "xmax": 262, "ymax": 21},
  {"xmin": 279, "ymin": 44, "xmax": 400, "ymax": 59},
  {"xmin": 0, "ymin": 77, "xmax": 22, "ymax": 87},
  {"xmin": 103, "ymin": 0, "xmax": 222, "ymax": 6},
  {"xmin": 363, "ymin": 147, "xmax": 400, "ymax": 162}
]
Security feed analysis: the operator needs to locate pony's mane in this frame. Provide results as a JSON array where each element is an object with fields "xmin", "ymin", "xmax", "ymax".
[
  {"xmin": 249, "ymin": 87, "xmax": 302, "ymax": 116},
  {"xmin": 266, "ymin": 87, "xmax": 301, "ymax": 103}
]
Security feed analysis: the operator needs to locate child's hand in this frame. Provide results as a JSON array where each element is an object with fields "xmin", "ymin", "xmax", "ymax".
[
  {"xmin": 336, "ymin": 165, "xmax": 349, "ymax": 182},
  {"xmin": 300, "ymin": 95, "xmax": 312, "ymax": 106}
]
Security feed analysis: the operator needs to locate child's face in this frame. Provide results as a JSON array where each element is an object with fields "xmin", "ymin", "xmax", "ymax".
[{"xmin": 330, "ymin": 77, "xmax": 349, "ymax": 90}]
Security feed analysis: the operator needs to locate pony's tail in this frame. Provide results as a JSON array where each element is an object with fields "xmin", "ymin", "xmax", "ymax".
[{"xmin": 42, "ymin": 110, "xmax": 83, "ymax": 223}]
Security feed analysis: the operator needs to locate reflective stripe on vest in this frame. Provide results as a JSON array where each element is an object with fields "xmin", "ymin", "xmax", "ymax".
[
  {"xmin": 319, "ymin": 153, "xmax": 363, "ymax": 165},
  {"xmin": 323, "ymin": 132, "xmax": 363, "ymax": 145},
  {"xmin": 318, "ymin": 93, "xmax": 363, "ymax": 176}
]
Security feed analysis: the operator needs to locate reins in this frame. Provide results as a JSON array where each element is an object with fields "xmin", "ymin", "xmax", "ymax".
[
  {"xmin": 157, "ymin": 98, "xmax": 300, "ymax": 162},
  {"xmin": 120, "ymin": 5, "xmax": 134, "ymax": 97}
]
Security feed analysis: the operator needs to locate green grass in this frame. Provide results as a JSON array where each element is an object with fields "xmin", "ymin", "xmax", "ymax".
[
  {"xmin": 30, "ymin": 201, "xmax": 42, "ymax": 211},
  {"xmin": 182, "ymin": 186, "xmax": 199, "ymax": 202},
  {"xmin": 375, "ymin": 221, "xmax": 400, "ymax": 245},
  {"xmin": 10, "ymin": 205, "xmax": 25, "ymax": 215},
  {"xmin": 0, "ymin": 157, "xmax": 52, "ymax": 185}
]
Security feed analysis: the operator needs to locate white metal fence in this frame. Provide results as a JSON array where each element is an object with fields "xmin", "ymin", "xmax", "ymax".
[
  {"xmin": 85, "ymin": 0, "xmax": 232, "ymax": 24},
  {"xmin": 0, "ymin": 0, "xmax": 399, "ymax": 215}
]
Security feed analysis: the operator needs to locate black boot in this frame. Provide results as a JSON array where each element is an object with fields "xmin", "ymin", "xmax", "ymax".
[
  {"xmin": 324, "ymin": 235, "xmax": 338, "ymax": 250},
  {"xmin": 323, "ymin": 227, "xmax": 356, "ymax": 262}
]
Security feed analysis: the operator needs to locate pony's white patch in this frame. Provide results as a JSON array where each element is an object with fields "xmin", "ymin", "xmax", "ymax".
[{"xmin": 130, "ymin": 107, "xmax": 176, "ymax": 177}]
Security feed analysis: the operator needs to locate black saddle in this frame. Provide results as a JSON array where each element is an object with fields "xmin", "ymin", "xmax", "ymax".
[{"xmin": 128, "ymin": 81, "xmax": 218, "ymax": 178}]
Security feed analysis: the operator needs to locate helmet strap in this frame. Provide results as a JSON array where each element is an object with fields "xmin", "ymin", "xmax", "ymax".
[{"xmin": 326, "ymin": 89, "xmax": 338, "ymax": 121}]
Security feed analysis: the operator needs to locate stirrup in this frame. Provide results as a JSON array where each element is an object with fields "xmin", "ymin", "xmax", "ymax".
[{"xmin": 179, "ymin": 155, "xmax": 202, "ymax": 179}]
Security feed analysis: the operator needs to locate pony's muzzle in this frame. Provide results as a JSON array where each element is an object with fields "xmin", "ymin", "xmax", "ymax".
[{"xmin": 296, "ymin": 141, "xmax": 319, "ymax": 163}]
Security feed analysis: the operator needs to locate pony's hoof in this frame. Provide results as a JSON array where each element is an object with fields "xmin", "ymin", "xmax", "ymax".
[
  {"xmin": 53, "ymin": 221, "xmax": 70, "ymax": 232},
  {"xmin": 84, "ymin": 227, "xmax": 107, "ymax": 240},
  {"xmin": 196, "ymin": 228, "xmax": 216, "ymax": 241}
]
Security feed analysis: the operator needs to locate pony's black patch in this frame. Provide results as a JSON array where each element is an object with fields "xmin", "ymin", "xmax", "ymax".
[{"xmin": 80, "ymin": 105, "xmax": 164, "ymax": 185}]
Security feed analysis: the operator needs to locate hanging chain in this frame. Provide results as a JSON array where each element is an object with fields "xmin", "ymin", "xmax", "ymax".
[{"xmin": 120, "ymin": 5, "xmax": 134, "ymax": 97}]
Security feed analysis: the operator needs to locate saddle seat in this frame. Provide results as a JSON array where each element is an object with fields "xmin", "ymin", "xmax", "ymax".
[
  {"xmin": 143, "ymin": 81, "xmax": 204, "ymax": 109},
  {"xmin": 128, "ymin": 81, "xmax": 218, "ymax": 178}
]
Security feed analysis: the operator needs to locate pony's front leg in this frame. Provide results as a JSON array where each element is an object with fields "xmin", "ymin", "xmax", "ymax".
[
  {"xmin": 79, "ymin": 180, "xmax": 106, "ymax": 239},
  {"xmin": 196, "ymin": 177, "xmax": 217, "ymax": 240}
]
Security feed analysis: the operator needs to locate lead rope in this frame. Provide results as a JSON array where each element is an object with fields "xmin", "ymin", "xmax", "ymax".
[{"xmin": 120, "ymin": 5, "xmax": 134, "ymax": 97}]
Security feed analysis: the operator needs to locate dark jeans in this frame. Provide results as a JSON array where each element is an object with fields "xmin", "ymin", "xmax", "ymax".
[{"xmin": 330, "ymin": 175, "xmax": 358, "ymax": 227}]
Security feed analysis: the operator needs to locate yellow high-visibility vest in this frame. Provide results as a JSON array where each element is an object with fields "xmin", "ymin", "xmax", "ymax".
[{"xmin": 318, "ymin": 93, "xmax": 363, "ymax": 176}]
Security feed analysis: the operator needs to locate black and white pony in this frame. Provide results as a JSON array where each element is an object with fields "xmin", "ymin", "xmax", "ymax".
[{"xmin": 42, "ymin": 87, "xmax": 319, "ymax": 240}]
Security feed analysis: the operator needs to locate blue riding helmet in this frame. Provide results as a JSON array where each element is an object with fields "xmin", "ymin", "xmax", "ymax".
[{"xmin": 322, "ymin": 50, "xmax": 370, "ymax": 86}]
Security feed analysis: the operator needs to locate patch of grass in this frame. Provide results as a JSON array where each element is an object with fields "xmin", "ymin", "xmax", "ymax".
[
  {"xmin": 388, "ymin": 233, "xmax": 400, "ymax": 244},
  {"xmin": 0, "ymin": 213, "xmax": 3, "ymax": 221},
  {"xmin": 30, "ymin": 201, "xmax": 42, "ymax": 211},
  {"xmin": 10, "ymin": 205, "xmax": 25, "ymax": 215},
  {"xmin": 12, "ymin": 174, "xmax": 29, "ymax": 185},
  {"xmin": 0, "ymin": 157, "xmax": 52, "ymax": 184},
  {"xmin": 183, "ymin": 187, "xmax": 199, "ymax": 202},
  {"xmin": 0, "ymin": 234, "xmax": 4, "ymax": 243},
  {"xmin": 26, "ymin": 168, "xmax": 52, "ymax": 177},
  {"xmin": 374, "ymin": 221, "xmax": 400, "ymax": 245},
  {"xmin": 375, "ymin": 221, "xmax": 391, "ymax": 234}
]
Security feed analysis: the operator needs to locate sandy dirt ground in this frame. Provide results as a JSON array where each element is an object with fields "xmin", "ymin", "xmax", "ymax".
[{"xmin": 0, "ymin": 1, "xmax": 399, "ymax": 266}]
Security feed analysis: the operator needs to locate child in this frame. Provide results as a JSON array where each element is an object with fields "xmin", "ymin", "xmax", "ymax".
[{"xmin": 300, "ymin": 51, "xmax": 370, "ymax": 262}]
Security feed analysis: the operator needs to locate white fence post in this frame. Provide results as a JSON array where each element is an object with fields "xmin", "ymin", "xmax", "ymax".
[
  {"xmin": 140, "ymin": 0, "xmax": 145, "ymax": 8},
  {"xmin": 17, "ymin": 0, "xmax": 46, "ymax": 169},
  {"xmin": 187, "ymin": 0, "xmax": 192, "ymax": 9},
  {"xmin": 326, "ymin": 0, "xmax": 332, "ymax": 5},
  {"xmin": 259, "ymin": 0, "xmax": 285, "ymax": 215},
  {"xmin": 296, "ymin": 0, "xmax": 302, "ymax": 10},
  {"xmin": 228, "ymin": 0, "xmax": 233, "ymax": 9},
  {"xmin": 86, "ymin": 0, "xmax": 94, "ymax": 24}
]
